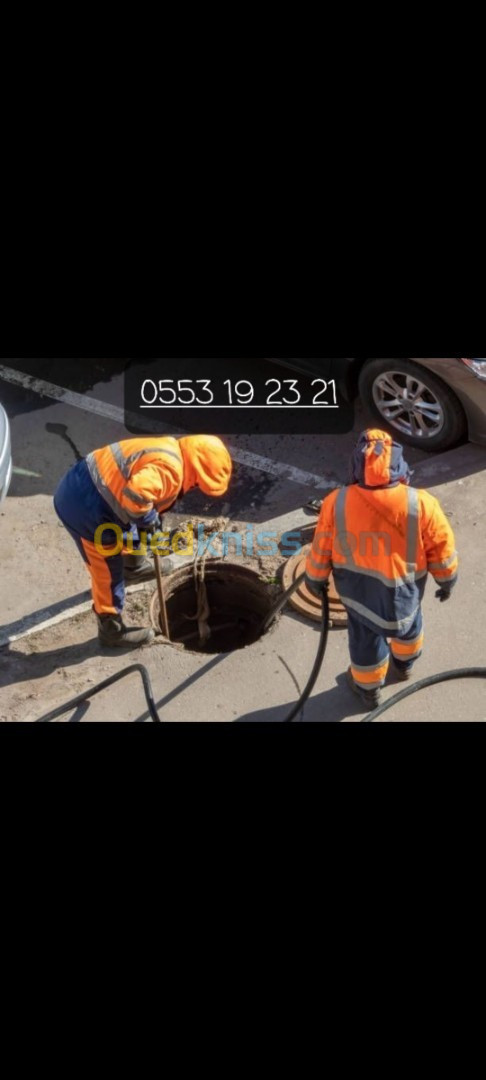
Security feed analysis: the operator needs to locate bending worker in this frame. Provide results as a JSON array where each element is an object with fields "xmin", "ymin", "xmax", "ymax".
[
  {"xmin": 54, "ymin": 435, "xmax": 232, "ymax": 647},
  {"xmin": 305, "ymin": 429, "xmax": 458, "ymax": 709}
]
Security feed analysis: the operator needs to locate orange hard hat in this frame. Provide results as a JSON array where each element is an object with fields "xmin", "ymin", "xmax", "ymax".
[{"xmin": 179, "ymin": 435, "xmax": 233, "ymax": 497}]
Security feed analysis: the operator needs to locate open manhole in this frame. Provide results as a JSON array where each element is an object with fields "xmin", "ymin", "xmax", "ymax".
[{"xmin": 150, "ymin": 561, "xmax": 276, "ymax": 654}]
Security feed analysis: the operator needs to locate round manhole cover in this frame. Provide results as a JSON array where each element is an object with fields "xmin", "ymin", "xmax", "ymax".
[{"xmin": 282, "ymin": 545, "xmax": 348, "ymax": 627}]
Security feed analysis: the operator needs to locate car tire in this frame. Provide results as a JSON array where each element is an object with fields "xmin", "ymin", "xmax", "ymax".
[{"xmin": 358, "ymin": 358, "xmax": 467, "ymax": 452}]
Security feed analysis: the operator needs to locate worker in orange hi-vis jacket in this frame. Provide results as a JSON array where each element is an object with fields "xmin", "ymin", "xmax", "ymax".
[
  {"xmin": 54, "ymin": 435, "xmax": 232, "ymax": 648},
  {"xmin": 305, "ymin": 429, "xmax": 458, "ymax": 709}
]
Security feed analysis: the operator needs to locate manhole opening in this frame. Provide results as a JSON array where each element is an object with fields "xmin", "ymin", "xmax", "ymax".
[{"xmin": 151, "ymin": 563, "xmax": 276, "ymax": 654}]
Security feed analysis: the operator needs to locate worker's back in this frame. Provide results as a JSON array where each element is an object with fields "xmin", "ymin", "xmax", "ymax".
[
  {"xmin": 316, "ymin": 484, "xmax": 432, "ymax": 633},
  {"xmin": 86, "ymin": 437, "xmax": 184, "ymax": 524},
  {"xmin": 306, "ymin": 429, "xmax": 458, "ymax": 635}
]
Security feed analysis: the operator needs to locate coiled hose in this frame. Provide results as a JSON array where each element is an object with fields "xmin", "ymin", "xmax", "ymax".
[{"xmin": 34, "ymin": 575, "xmax": 486, "ymax": 723}]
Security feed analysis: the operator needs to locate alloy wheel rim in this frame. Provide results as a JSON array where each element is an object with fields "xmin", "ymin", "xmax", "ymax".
[{"xmin": 372, "ymin": 370, "xmax": 445, "ymax": 439}]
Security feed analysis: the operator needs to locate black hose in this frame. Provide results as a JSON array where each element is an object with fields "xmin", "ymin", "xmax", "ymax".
[
  {"xmin": 262, "ymin": 572, "xmax": 330, "ymax": 723},
  {"xmin": 35, "ymin": 664, "xmax": 161, "ymax": 723},
  {"xmin": 262, "ymin": 571, "xmax": 307, "ymax": 633},
  {"xmin": 363, "ymin": 667, "xmax": 486, "ymax": 723},
  {"xmin": 283, "ymin": 591, "xmax": 329, "ymax": 723},
  {"xmin": 34, "ymin": 573, "xmax": 328, "ymax": 725},
  {"xmin": 263, "ymin": 576, "xmax": 486, "ymax": 723},
  {"xmin": 32, "ymin": 573, "xmax": 486, "ymax": 724}
]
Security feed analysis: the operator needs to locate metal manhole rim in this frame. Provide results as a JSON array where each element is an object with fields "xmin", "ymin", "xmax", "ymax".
[{"xmin": 282, "ymin": 544, "xmax": 348, "ymax": 627}]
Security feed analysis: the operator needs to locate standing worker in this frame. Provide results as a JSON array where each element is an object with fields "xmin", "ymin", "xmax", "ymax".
[
  {"xmin": 305, "ymin": 429, "xmax": 458, "ymax": 708},
  {"xmin": 54, "ymin": 435, "xmax": 232, "ymax": 648}
]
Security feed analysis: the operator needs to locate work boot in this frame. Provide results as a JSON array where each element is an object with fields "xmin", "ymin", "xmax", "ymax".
[
  {"xmin": 97, "ymin": 613, "xmax": 155, "ymax": 648},
  {"xmin": 123, "ymin": 554, "xmax": 155, "ymax": 583},
  {"xmin": 346, "ymin": 667, "xmax": 382, "ymax": 708},
  {"xmin": 391, "ymin": 656, "xmax": 413, "ymax": 682}
]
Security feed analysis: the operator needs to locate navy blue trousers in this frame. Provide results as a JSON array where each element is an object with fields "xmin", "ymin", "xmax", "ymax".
[{"xmin": 347, "ymin": 608, "xmax": 424, "ymax": 691}]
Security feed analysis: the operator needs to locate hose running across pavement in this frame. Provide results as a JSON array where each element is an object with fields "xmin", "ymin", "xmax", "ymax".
[
  {"xmin": 33, "ymin": 574, "xmax": 486, "ymax": 723},
  {"xmin": 262, "ymin": 576, "xmax": 486, "ymax": 722},
  {"xmin": 35, "ymin": 664, "xmax": 161, "ymax": 724}
]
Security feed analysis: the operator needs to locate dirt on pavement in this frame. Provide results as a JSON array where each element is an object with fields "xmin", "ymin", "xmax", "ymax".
[{"xmin": 0, "ymin": 513, "xmax": 290, "ymax": 722}]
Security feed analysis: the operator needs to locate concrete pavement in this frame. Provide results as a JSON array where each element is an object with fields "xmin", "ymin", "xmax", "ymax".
[
  {"xmin": 1, "ymin": 359, "xmax": 485, "ymax": 722},
  {"xmin": 2, "ymin": 443, "xmax": 485, "ymax": 723}
]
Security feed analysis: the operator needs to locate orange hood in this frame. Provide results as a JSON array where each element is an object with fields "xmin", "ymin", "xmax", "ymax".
[
  {"xmin": 350, "ymin": 429, "xmax": 412, "ymax": 488},
  {"xmin": 179, "ymin": 435, "xmax": 232, "ymax": 497}
]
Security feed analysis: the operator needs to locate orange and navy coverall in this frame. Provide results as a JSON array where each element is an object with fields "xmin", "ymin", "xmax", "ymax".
[
  {"xmin": 305, "ymin": 430, "xmax": 458, "ymax": 692},
  {"xmin": 54, "ymin": 436, "xmax": 232, "ymax": 616}
]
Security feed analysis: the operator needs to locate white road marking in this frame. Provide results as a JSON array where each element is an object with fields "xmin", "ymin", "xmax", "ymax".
[
  {"xmin": 1, "ymin": 508, "xmax": 314, "ymax": 646},
  {"xmin": 2, "ymin": 580, "xmax": 158, "ymax": 647},
  {"xmin": 13, "ymin": 466, "xmax": 42, "ymax": 477},
  {"xmin": 0, "ymin": 364, "xmax": 339, "ymax": 492},
  {"xmin": 0, "ymin": 364, "xmax": 332, "ymax": 647},
  {"xmin": 1, "ymin": 550, "xmax": 197, "ymax": 647}
]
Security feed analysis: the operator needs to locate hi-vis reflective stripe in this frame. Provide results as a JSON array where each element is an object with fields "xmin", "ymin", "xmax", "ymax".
[
  {"xmin": 335, "ymin": 489, "xmax": 355, "ymax": 563},
  {"xmin": 341, "ymin": 596, "xmax": 421, "ymax": 632},
  {"xmin": 351, "ymin": 657, "xmax": 390, "ymax": 688},
  {"xmin": 406, "ymin": 488, "xmax": 419, "ymax": 571},
  {"xmin": 352, "ymin": 656, "xmax": 390, "ymax": 673},
  {"xmin": 336, "ymin": 562, "xmax": 428, "ymax": 589},
  {"xmin": 88, "ymin": 442, "xmax": 184, "ymax": 522},
  {"xmin": 433, "ymin": 573, "xmax": 458, "ymax": 587},
  {"xmin": 429, "ymin": 552, "xmax": 458, "ymax": 571},
  {"xmin": 335, "ymin": 486, "xmax": 421, "ymax": 586},
  {"xmin": 122, "ymin": 486, "xmax": 147, "ymax": 507},
  {"xmin": 391, "ymin": 634, "xmax": 424, "ymax": 657},
  {"xmin": 110, "ymin": 442, "xmax": 129, "ymax": 478},
  {"xmin": 113, "ymin": 444, "xmax": 182, "ymax": 476},
  {"xmin": 86, "ymin": 453, "xmax": 132, "ymax": 524}
]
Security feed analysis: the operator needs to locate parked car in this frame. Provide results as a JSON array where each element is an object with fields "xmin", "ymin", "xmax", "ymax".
[
  {"xmin": 269, "ymin": 357, "xmax": 486, "ymax": 452},
  {"xmin": 0, "ymin": 401, "xmax": 12, "ymax": 504}
]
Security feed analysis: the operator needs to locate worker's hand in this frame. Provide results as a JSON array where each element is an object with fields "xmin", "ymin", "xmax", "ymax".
[
  {"xmin": 435, "ymin": 586, "xmax": 453, "ymax": 602},
  {"xmin": 305, "ymin": 576, "xmax": 329, "ymax": 599},
  {"xmin": 145, "ymin": 513, "xmax": 164, "ymax": 538}
]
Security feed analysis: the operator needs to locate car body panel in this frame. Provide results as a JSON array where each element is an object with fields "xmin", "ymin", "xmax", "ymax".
[
  {"xmin": 0, "ymin": 402, "xmax": 12, "ymax": 504},
  {"xmin": 269, "ymin": 357, "xmax": 486, "ymax": 447},
  {"xmin": 407, "ymin": 358, "xmax": 486, "ymax": 447}
]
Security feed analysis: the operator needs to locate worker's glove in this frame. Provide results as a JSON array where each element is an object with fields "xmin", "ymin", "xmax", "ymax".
[
  {"xmin": 148, "ymin": 512, "xmax": 165, "ymax": 534},
  {"xmin": 435, "ymin": 584, "xmax": 454, "ymax": 603},
  {"xmin": 305, "ymin": 576, "xmax": 329, "ymax": 599},
  {"xmin": 151, "ymin": 513, "xmax": 164, "ymax": 533}
]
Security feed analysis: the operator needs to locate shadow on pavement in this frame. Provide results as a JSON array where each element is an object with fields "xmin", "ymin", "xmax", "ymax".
[
  {"xmin": 132, "ymin": 653, "xmax": 229, "ymax": 723},
  {"xmin": 0, "ymin": 636, "xmax": 152, "ymax": 694},
  {"xmin": 236, "ymin": 672, "xmax": 367, "ymax": 723},
  {"xmin": 0, "ymin": 590, "xmax": 92, "ymax": 648}
]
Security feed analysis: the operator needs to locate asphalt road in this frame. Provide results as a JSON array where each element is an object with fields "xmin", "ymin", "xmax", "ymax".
[{"xmin": 1, "ymin": 358, "xmax": 433, "ymax": 524}]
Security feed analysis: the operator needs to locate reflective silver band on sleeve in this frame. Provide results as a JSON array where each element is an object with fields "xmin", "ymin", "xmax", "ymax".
[
  {"xmin": 86, "ymin": 453, "xmax": 131, "ymax": 525},
  {"xmin": 428, "ymin": 551, "xmax": 458, "ymax": 571}
]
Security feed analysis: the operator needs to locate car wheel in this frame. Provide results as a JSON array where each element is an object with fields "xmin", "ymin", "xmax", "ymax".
[{"xmin": 358, "ymin": 358, "xmax": 467, "ymax": 452}]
